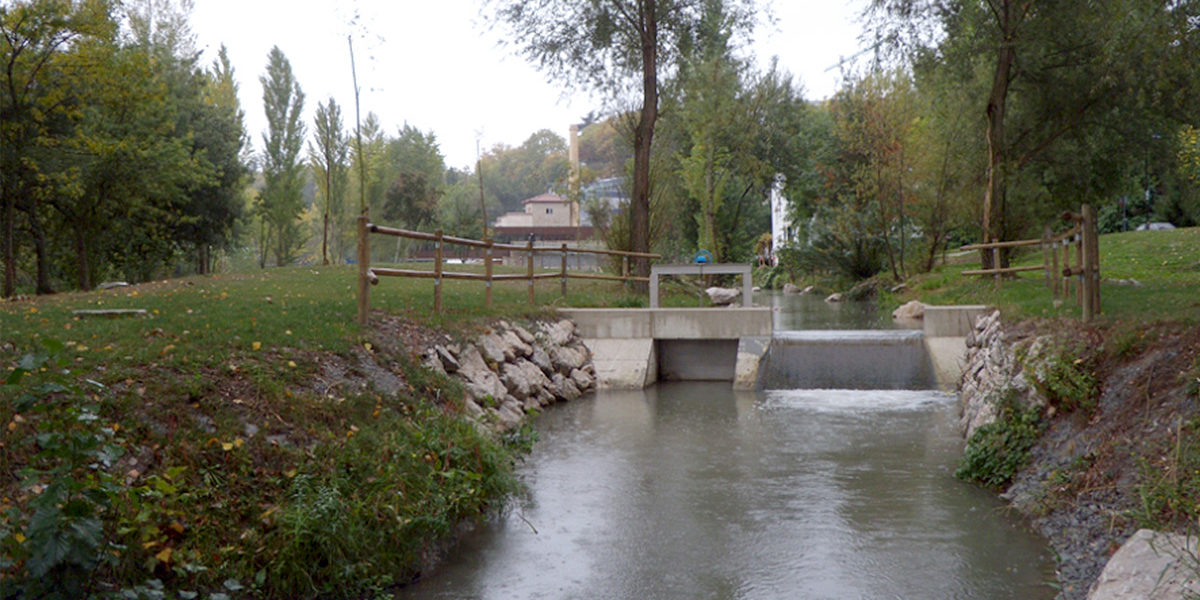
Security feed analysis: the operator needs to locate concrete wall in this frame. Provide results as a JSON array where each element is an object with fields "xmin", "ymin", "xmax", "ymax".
[
  {"xmin": 922, "ymin": 305, "xmax": 992, "ymax": 390},
  {"xmin": 924, "ymin": 305, "xmax": 991, "ymax": 337},
  {"xmin": 560, "ymin": 308, "xmax": 772, "ymax": 389},
  {"xmin": 562, "ymin": 307, "xmax": 772, "ymax": 340}
]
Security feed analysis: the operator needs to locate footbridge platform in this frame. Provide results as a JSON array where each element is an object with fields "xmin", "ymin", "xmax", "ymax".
[{"xmin": 559, "ymin": 307, "xmax": 773, "ymax": 390}]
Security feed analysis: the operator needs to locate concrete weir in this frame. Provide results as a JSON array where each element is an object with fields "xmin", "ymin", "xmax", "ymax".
[
  {"xmin": 560, "ymin": 304, "xmax": 990, "ymax": 391},
  {"xmin": 758, "ymin": 330, "xmax": 934, "ymax": 390}
]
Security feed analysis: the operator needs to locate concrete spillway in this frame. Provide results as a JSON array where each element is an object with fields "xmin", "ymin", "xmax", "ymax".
[{"xmin": 758, "ymin": 330, "xmax": 937, "ymax": 390}]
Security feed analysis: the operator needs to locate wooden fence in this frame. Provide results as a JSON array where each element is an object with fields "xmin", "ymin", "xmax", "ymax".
[
  {"xmin": 355, "ymin": 216, "xmax": 659, "ymax": 324},
  {"xmin": 959, "ymin": 204, "xmax": 1101, "ymax": 321}
]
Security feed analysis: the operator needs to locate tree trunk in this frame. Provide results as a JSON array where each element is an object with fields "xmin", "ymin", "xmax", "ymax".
[
  {"xmin": 322, "ymin": 212, "xmax": 330, "ymax": 265},
  {"xmin": 982, "ymin": 1, "xmax": 1017, "ymax": 271},
  {"xmin": 630, "ymin": 0, "xmax": 659, "ymax": 292},
  {"xmin": 29, "ymin": 208, "xmax": 52, "ymax": 295},
  {"xmin": 3, "ymin": 197, "xmax": 14, "ymax": 297},
  {"xmin": 75, "ymin": 227, "xmax": 91, "ymax": 290}
]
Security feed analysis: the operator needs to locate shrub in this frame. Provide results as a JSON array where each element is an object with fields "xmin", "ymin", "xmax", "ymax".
[
  {"xmin": 1022, "ymin": 339, "xmax": 1099, "ymax": 413},
  {"xmin": 956, "ymin": 390, "xmax": 1045, "ymax": 489}
]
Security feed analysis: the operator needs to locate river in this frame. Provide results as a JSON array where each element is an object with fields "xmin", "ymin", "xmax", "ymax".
[{"xmin": 398, "ymin": 296, "xmax": 1056, "ymax": 599}]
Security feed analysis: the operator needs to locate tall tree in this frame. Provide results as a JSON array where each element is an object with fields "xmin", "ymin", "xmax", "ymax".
[
  {"xmin": 259, "ymin": 46, "xmax": 306, "ymax": 267},
  {"xmin": 490, "ymin": 0, "xmax": 759, "ymax": 285},
  {"xmin": 379, "ymin": 125, "xmax": 444, "ymax": 229},
  {"xmin": 0, "ymin": 0, "xmax": 115, "ymax": 295},
  {"xmin": 309, "ymin": 97, "xmax": 349, "ymax": 265},
  {"xmin": 869, "ymin": 0, "xmax": 1200, "ymax": 267}
]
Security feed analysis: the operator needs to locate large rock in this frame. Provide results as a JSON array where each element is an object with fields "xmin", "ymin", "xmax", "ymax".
[
  {"xmin": 476, "ymin": 332, "xmax": 511, "ymax": 365},
  {"xmin": 1088, "ymin": 529, "xmax": 1200, "ymax": 600},
  {"xmin": 825, "ymin": 292, "xmax": 844, "ymax": 303},
  {"xmin": 422, "ymin": 349, "xmax": 447, "ymax": 376},
  {"xmin": 541, "ymin": 320, "xmax": 576, "ymax": 346},
  {"xmin": 433, "ymin": 345, "xmax": 459, "ymax": 373},
  {"xmin": 782, "ymin": 283, "xmax": 802, "ymax": 295},
  {"xmin": 892, "ymin": 300, "xmax": 926, "ymax": 320},
  {"xmin": 456, "ymin": 346, "xmax": 508, "ymax": 403},
  {"xmin": 550, "ymin": 372, "xmax": 583, "ymax": 401},
  {"xmin": 511, "ymin": 324, "xmax": 537, "ymax": 346},
  {"xmin": 705, "ymin": 286, "xmax": 741, "ymax": 306},
  {"xmin": 502, "ymin": 329, "xmax": 532, "ymax": 358},
  {"xmin": 570, "ymin": 367, "xmax": 595, "ymax": 392},
  {"xmin": 500, "ymin": 358, "xmax": 551, "ymax": 400},
  {"xmin": 550, "ymin": 345, "xmax": 587, "ymax": 375},
  {"xmin": 530, "ymin": 345, "xmax": 555, "ymax": 377}
]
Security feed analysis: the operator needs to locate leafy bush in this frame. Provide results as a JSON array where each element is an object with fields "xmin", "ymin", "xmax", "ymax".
[
  {"xmin": 956, "ymin": 390, "xmax": 1045, "ymax": 489},
  {"xmin": 1022, "ymin": 339, "xmax": 1099, "ymax": 413},
  {"xmin": 789, "ymin": 205, "xmax": 886, "ymax": 280},
  {"xmin": 2, "ymin": 340, "xmax": 123, "ymax": 599}
]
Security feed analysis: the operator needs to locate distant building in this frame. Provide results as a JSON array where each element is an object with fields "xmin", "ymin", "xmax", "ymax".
[{"xmin": 492, "ymin": 192, "xmax": 591, "ymax": 243}]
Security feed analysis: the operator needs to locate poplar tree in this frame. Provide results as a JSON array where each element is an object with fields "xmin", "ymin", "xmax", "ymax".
[
  {"xmin": 309, "ymin": 97, "xmax": 349, "ymax": 264},
  {"xmin": 259, "ymin": 46, "xmax": 306, "ymax": 267}
]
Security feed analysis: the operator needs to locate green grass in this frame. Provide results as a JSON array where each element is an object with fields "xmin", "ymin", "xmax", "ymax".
[
  {"xmin": 0, "ymin": 264, "xmax": 650, "ymax": 598},
  {"xmin": 908, "ymin": 227, "xmax": 1200, "ymax": 322}
]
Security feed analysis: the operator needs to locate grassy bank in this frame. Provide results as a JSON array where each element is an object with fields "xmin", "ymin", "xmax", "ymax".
[
  {"xmin": 905, "ymin": 226, "xmax": 1200, "ymax": 323},
  {"xmin": 0, "ymin": 265, "xmax": 641, "ymax": 599}
]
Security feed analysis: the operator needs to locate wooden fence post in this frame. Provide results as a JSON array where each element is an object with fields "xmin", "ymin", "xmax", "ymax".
[
  {"xmin": 1051, "ymin": 235, "xmax": 1061, "ymax": 298},
  {"xmin": 1080, "ymin": 229, "xmax": 1089, "ymax": 304},
  {"xmin": 356, "ymin": 215, "xmax": 370, "ymax": 325},
  {"xmin": 434, "ymin": 229, "xmax": 444, "ymax": 313},
  {"xmin": 992, "ymin": 246, "xmax": 1001, "ymax": 282},
  {"xmin": 1065, "ymin": 234, "xmax": 1075, "ymax": 300},
  {"xmin": 526, "ymin": 237, "xmax": 535, "ymax": 305},
  {"xmin": 1081, "ymin": 204, "xmax": 1100, "ymax": 320},
  {"xmin": 560, "ymin": 243, "xmax": 568, "ymax": 297},
  {"xmin": 485, "ymin": 238, "xmax": 493, "ymax": 310},
  {"xmin": 1042, "ymin": 227, "xmax": 1053, "ymax": 291}
]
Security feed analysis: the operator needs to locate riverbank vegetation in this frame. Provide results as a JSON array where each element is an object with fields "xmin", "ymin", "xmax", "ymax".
[{"xmin": 0, "ymin": 268, "xmax": 645, "ymax": 598}]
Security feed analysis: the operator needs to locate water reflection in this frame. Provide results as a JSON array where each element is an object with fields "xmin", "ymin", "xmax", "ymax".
[
  {"xmin": 769, "ymin": 292, "xmax": 912, "ymax": 331},
  {"xmin": 399, "ymin": 383, "xmax": 1054, "ymax": 600}
]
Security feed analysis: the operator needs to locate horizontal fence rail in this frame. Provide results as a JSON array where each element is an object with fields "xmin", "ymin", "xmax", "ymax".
[
  {"xmin": 959, "ymin": 204, "xmax": 1100, "ymax": 321},
  {"xmin": 356, "ymin": 216, "xmax": 660, "ymax": 323}
]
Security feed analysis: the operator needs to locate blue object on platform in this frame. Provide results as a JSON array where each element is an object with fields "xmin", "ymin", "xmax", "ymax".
[{"xmin": 694, "ymin": 249, "xmax": 713, "ymax": 264}]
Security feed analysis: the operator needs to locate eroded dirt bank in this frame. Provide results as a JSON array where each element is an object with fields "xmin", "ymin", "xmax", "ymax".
[{"xmin": 959, "ymin": 313, "xmax": 1200, "ymax": 599}]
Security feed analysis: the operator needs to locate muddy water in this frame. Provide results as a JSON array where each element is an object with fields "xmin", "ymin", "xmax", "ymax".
[{"xmin": 398, "ymin": 383, "xmax": 1055, "ymax": 599}]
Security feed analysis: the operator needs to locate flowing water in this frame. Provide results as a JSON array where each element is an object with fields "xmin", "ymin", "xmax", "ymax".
[{"xmin": 398, "ymin": 295, "xmax": 1056, "ymax": 599}]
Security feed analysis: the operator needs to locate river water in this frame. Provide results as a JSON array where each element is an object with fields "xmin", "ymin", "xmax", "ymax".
[{"xmin": 398, "ymin": 296, "xmax": 1056, "ymax": 599}]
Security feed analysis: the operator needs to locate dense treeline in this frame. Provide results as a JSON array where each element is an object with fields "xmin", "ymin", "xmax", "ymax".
[
  {"xmin": 5, "ymin": 0, "xmax": 1198, "ymax": 298},
  {"xmin": 1, "ymin": 0, "xmax": 247, "ymax": 296}
]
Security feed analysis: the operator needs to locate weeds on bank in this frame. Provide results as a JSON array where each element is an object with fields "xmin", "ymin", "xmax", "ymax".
[
  {"xmin": 0, "ymin": 338, "xmax": 525, "ymax": 599},
  {"xmin": 956, "ymin": 389, "xmax": 1046, "ymax": 489},
  {"xmin": 1020, "ymin": 338, "xmax": 1101, "ymax": 414},
  {"xmin": 1134, "ymin": 417, "xmax": 1200, "ymax": 529}
]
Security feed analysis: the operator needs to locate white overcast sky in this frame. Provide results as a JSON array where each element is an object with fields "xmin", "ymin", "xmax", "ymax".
[{"xmin": 189, "ymin": 1, "xmax": 868, "ymax": 169}]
